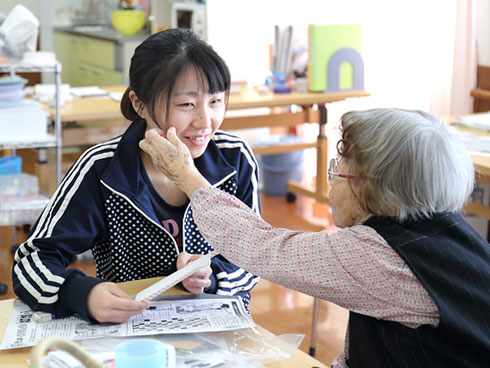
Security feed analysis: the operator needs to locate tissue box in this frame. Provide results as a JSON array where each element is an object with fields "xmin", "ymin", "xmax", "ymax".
[{"xmin": 0, "ymin": 101, "xmax": 48, "ymax": 143}]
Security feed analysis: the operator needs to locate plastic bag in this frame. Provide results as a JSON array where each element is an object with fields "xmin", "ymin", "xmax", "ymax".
[
  {"xmin": 198, "ymin": 327, "xmax": 305, "ymax": 367},
  {"xmin": 76, "ymin": 328, "xmax": 305, "ymax": 368},
  {"xmin": 0, "ymin": 4, "xmax": 39, "ymax": 60}
]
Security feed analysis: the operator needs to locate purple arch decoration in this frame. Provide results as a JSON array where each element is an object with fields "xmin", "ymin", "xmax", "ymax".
[{"xmin": 326, "ymin": 47, "xmax": 364, "ymax": 92}]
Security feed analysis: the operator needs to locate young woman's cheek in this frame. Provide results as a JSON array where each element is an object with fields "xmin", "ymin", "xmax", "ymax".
[{"xmin": 212, "ymin": 111, "xmax": 225, "ymax": 131}]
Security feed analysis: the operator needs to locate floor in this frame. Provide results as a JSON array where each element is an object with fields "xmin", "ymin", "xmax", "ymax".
[{"xmin": 0, "ymin": 191, "xmax": 349, "ymax": 366}]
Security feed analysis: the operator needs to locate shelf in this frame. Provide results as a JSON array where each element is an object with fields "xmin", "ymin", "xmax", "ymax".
[
  {"xmin": 0, "ymin": 134, "xmax": 57, "ymax": 150},
  {"xmin": 0, "ymin": 61, "xmax": 61, "ymax": 74},
  {"xmin": 0, "ymin": 59, "xmax": 62, "ymax": 228}
]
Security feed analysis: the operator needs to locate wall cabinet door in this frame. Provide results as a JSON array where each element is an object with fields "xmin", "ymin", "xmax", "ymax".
[
  {"xmin": 90, "ymin": 65, "xmax": 121, "ymax": 86},
  {"xmin": 55, "ymin": 32, "xmax": 121, "ymax": 87}
]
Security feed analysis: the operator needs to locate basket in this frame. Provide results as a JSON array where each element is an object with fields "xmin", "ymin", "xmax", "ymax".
[{"xmin": 0, "ymin": 156, "xmax": 22, "ymax": 176}]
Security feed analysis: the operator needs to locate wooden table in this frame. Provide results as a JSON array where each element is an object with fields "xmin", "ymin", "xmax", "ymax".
[
  {"xmin": 0, "ymin": 277, "xmax": 328, "ymax": 368},
  {"xmin": 453, "ymin": 122, "xmax": 490, "ymax": 221},
  {"xmin": 52, "ymin": 87, "xmax": 369, "ymax": 204}
]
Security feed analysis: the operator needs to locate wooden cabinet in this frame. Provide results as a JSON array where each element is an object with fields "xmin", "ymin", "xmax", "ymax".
[
  {"xmin": 54, "ymin": 30, "xmax": 144, "ymax": 87},
  {"xmin": 472, "ymin": 65, "xmax": 490, "ymax": 112}
]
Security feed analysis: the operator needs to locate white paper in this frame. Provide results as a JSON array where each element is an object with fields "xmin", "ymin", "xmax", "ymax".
[
  {"xmin": 135, "ymin": 251, "xmax": 219, "ymax": 302},
  {"xmin": 0, "ymin": 295, "xmax": 255, "ymax": 350},
  {"xmin": 39, "ymin": 350, "xmax": 114, "ymax": 368},
  {"xmin": 449, "ymin": 126, "xmax": 490, "ymax": 154},
  {"xmin": 70, "ymin": 86, "xmax": 109, "ymax": 98},
  {"xmin": 457, "ymin": 112, "xmax": 490, "ymax": 131},
  {"xmin": 109, "ymin": 91, "xmax": 123, "ymax": 102}
]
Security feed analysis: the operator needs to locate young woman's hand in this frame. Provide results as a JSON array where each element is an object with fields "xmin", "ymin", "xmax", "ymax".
[
  {"xmin": 177, "ymin": 252, "xmax": 212, "ymax": 295},
  {"xmin": 87, "ymin": 282, "xmax": 148, "ymax": 323},
  {"xmin": 139, "ymin": 127, "xmax": 210, "ymax": 197}
]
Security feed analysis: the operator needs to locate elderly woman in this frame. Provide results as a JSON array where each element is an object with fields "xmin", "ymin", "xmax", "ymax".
[{"xmin": 139, "ymin": 108, "xmax": 490, "ymax": 367}]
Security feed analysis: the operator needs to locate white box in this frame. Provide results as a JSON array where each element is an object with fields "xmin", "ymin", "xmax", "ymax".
[{"xmin": 0, "ymin": 101, "xmax": 48, "ymax": 143}]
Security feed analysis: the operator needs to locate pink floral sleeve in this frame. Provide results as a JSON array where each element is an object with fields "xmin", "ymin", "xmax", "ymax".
[{"xmin": 191, "ymin": 187, "xmax": 439, "ymax": 328}]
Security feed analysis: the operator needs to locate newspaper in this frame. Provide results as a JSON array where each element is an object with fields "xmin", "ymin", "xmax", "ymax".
[{"xmin": 0, "ymin": 295, "xmax": 255, "ymax": 350}]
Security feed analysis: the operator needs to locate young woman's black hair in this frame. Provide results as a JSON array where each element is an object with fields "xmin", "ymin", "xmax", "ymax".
[{"xmin": 120, "ymin": 28, "xmax": 231, "ymax": 127}]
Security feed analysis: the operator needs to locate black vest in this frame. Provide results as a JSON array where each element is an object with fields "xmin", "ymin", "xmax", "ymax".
[{"xmin": 348, "ymin": 213, "xmax": 490, "ymax": 367}]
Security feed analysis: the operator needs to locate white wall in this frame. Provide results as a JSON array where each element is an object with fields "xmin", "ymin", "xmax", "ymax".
[
  {"xmin": 207, "ymin": 0, "xmax": 458, "ymax": 117},
  {"xmin": 0, "ymin": 0, "xmax": 38, "ymax": 17},
  {"xmin": 207, "ymin": 0, "xmax": 366, "ymax": 87}
]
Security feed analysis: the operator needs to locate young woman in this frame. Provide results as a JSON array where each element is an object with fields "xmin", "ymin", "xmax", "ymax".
[{"xmin": 12, "ymin": 29, "xmax": 260, "ymax": 323}]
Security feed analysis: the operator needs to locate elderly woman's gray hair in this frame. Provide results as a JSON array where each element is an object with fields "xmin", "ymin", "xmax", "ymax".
[{"xmin": 338, "ymin": 108, "xmax": 475, "ymax": 221}]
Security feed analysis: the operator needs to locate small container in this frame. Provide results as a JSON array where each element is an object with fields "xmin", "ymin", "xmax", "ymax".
[
  {"xmin": 0, "ymin": 75, "xmax": 27, "ymax": 103},
  {"xmin": 0, "ymin": 173, "xmax": 39, "ymax": 198},
  {"xmin": 115, "ymin": 339, "xmax": 176, "ymax": 368},
  {"xmin": 111, "ymin": 10, "xmax": 146, "ymax": 35}
]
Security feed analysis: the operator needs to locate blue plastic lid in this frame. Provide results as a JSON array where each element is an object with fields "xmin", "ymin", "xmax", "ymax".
[{"xmin": 115, "ymin": 339, "xmax": 175, "ymax": 368}]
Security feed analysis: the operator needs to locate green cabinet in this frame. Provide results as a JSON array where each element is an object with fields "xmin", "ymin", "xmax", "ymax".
[{"xmin": 55, "ymin": 32, "xmax": 132, "ymax": 87}]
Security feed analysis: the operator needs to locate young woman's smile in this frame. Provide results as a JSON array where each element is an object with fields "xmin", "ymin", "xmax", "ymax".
[{"xmin": 185, "ymin": 134, "xmax": 210, "ymax": 147}]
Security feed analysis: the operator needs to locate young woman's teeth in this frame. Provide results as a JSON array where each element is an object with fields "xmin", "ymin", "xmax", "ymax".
[{"xmin": 191, "ymin": 136, "xmax": 205, "ymax": 141}]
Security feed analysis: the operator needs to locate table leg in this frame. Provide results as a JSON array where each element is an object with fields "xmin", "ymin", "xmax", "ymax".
[
  {"xmin": 309, "ymin": 297, "xmax": 320, "ymax": 356},
  {"xmin": 316, "ymin": 104, "xmax": 329, "ymax": 198},
  {"xmin": 287, "ymin": 104, "xmax": 330, "ymax": 203}
]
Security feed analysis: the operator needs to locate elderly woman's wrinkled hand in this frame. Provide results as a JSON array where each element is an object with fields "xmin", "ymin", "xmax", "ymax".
[{"xmin": 139, "ymin": 127, "xmax": 210, "ymax": 197}]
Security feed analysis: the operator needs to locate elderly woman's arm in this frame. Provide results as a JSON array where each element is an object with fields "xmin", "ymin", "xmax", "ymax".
[{"xmin": 139, "ymin": 128, "xmax": 438, "ymax": 328}]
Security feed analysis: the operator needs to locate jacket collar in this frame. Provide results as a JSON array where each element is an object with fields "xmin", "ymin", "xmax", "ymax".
[{"xmin": 101, "ymin": 119, "xmax": 236, "ymax": 206}]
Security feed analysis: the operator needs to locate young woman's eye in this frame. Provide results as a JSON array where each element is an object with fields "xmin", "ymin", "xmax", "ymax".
[
  {"xmin": 179, "ymin": 102, "xmax": 194, "ymax": 108},
  {"xmin": 211, "ymin": 98, "xmax": 222, "ymax": 106}
]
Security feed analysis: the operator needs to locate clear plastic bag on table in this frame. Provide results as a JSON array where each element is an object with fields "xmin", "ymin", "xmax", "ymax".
[{"xmin": 75, "ymin": 328, "xmax": 304, "ymax": 368}]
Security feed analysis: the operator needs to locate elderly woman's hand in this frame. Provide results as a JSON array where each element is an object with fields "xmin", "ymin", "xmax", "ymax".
[{"xmin": 139, "ymin": 127, "xmax": 210, "ymax": 197}]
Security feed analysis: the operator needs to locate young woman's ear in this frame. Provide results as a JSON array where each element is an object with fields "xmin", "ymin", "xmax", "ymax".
[{"xmin": 129, "ymin": 90, "xmax": 146, "ymax": 119}]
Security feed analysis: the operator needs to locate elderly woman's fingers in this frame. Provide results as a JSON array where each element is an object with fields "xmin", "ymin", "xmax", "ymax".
[
  {"xmin": 139, "ymin": 127, "xmax": 211, "ymax": 197},
  {"xmin": 145, "ymin": 129, "xmax": 170, "ymax": 150},
  {"xmin": 166, "ymin": 127, "xmax": 193, "ymax": 158},
  {"xmin": 165, "ymin": 127, "xmax": 179, "ymax": 145}
]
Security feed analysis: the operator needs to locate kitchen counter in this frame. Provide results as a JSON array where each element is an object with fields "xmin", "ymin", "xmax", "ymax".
[{"xmin": 54, "ymin": 25, "xmax": 149, "ymax": 43}]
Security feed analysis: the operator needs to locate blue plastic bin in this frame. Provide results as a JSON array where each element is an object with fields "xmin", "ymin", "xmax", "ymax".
[
  {"xmin": 256, "ymin": 135, "xmax": 304, "ymax": 196},
  {"xmin": 0, "ymin": 156, "xmax": 22, "ymax": 176}
]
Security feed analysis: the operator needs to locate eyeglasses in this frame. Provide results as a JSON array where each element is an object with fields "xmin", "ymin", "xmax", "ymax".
[{"xmin": 328, "ymin": 158, "xmax": 361, "ymax": 182}]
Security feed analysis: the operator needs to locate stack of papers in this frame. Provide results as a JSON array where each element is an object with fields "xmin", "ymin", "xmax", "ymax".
[{"xmin": 457, "ymin": 112, "xmax": 490, "ymax": 131}]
